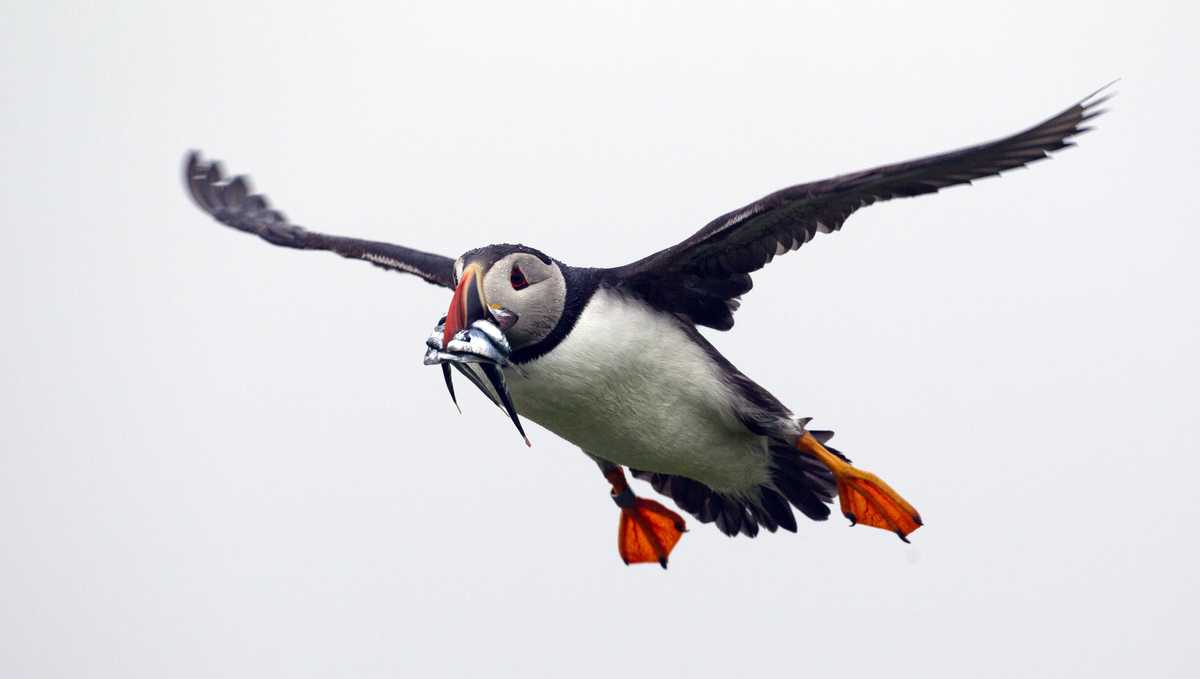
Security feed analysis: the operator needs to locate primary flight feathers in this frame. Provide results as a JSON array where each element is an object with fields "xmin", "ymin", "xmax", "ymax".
[
  {"xmin": 185, "ymin": 86, "xmax": 1107, "ymax": 330},
  {"xmin": 183, "ymin": 153, "xmax": 456, "ymax": 288}
]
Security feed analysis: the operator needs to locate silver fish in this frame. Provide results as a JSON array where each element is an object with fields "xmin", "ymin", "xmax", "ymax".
[
  {"xmin": 445, "ymin": 329, "xmax": 509, "ymax": 365},
  {"xmin": 423, "ymin": 312, "xmax": 529, "ymax": 446},
  {"xmin": 467, "ymin": 318, "xmax": 512, "ymax": 356}
]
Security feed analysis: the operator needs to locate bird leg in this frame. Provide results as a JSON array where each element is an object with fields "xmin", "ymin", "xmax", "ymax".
[
  {"xmin": 795, "ymin": 432, "xmax": 923, "ymax": 542},
  {"xmin": 603, "ymin": 465, "xmax": 687, "ymax": 568}
]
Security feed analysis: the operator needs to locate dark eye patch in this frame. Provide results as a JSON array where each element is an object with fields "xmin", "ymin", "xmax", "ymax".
[{"xmin": 510, "ymin": 264, "xmax": 529, "ymax": 290}]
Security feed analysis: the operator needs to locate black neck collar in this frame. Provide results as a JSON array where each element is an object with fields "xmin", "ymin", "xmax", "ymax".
[{"xmin": 510, "ymin": 263, "xmax": 601, "ymax": 364}]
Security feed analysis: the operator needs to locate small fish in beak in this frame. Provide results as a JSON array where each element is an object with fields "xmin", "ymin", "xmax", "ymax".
[
  {"xmin": 424, "ymin": 309, "xmax": 530, "ymax": 447},
  {"xmin": 478, "ymin": 362, "xmax": 530, "ymax": 447},
  {"xmin": 441, "ymin": 363, "xmax": 459, "ymax": 413},
  {"xmin": 425, "ymin": 315, "xmax": 463, "ymax": 414}
]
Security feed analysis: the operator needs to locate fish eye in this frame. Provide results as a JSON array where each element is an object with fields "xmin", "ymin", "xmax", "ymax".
[{"xmin": 510, "ymin": 264, "xmax": 529, "ymax": 290}]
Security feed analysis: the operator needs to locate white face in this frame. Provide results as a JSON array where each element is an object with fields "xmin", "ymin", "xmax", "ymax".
[{"xmin": 472, "ymin": 252, "xmax": 566, "ymax": 350}]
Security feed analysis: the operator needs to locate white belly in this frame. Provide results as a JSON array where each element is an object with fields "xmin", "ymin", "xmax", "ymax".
[{"xmin": 504, "ymin": 287, "xmax": 770, "ymax": 493}]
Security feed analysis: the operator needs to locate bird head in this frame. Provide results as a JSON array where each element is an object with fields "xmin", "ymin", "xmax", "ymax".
[{"xmin": 442, "ymin": 244, "xmax": 566, "ymax": 352}]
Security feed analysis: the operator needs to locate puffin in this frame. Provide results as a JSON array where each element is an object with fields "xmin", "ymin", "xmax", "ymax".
[{"xmin": 183, "ymin": 88, "xmax": 1107, "ymax": 567}]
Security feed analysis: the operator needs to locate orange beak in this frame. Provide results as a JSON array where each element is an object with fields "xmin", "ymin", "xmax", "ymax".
[{"xmin": 442, "ymin": 264, "xmax": 488, "ymax": 347}]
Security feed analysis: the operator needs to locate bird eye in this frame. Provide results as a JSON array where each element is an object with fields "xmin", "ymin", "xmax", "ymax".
[{"xmin": 510, "ymin": 264, "xmax": 529, "ymax": 290}]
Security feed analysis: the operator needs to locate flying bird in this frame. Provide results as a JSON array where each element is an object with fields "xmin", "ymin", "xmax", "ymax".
[{"xmin": 184, "ymin": 88, "xmax": 1108, "ymax": 567}]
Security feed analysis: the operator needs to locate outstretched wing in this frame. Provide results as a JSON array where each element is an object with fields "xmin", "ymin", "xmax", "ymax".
[
  {"xmin": 606, "ymin": 86, "xmax": 1112, "ymax": 330},
  {"xmin": 184, "ymin": 152, "xmax": 456, "ymax": 288}
]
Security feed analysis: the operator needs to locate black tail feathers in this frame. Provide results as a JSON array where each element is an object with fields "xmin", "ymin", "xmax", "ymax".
[{"xmin": 629, "ymin": 429, "xmax": 848, "ymax": 538}]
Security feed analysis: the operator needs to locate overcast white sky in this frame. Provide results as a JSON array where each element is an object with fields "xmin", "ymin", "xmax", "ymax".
[{"xmin": 3, "ymin": 1, "xmax": 1197, "ymax": 677}]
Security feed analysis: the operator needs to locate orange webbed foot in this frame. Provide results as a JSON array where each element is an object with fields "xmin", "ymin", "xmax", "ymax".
[
  {"xmin": 834, "ymin": 468, "xmax": 923, "ymax": 542},
  {"xmin": 796, "ymin": 432, "xmax": 922, "ymax": 542},
  {"xmin": 618, "ymin": 498, "xmax": 687, "ymax": 568}
]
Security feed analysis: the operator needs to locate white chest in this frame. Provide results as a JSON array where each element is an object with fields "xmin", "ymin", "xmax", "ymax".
[{"xmin": 503, "ymin": 288, "xmax": 770, "ymax": 493}]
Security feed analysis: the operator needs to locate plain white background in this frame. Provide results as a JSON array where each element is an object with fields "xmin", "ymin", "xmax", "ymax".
[{"xmin": 3, "ymin": 1, "xmax": 1197, "ymax": 677}]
